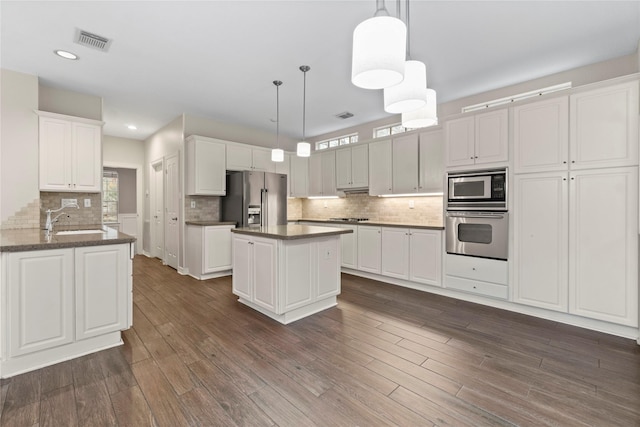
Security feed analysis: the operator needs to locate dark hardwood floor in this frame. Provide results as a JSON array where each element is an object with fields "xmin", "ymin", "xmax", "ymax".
[{"xmin": 1, "ymin": 255, "xmax": 639, "ymax": 426}]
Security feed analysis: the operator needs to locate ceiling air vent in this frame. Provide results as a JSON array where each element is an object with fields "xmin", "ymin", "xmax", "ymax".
[
  {"xmin": 74, "ymin": 29, "xmax": 112, "ymax": 52},
  {"xmin": 335, "ymin": 111, "xmax": 354, "ymax": 120}
]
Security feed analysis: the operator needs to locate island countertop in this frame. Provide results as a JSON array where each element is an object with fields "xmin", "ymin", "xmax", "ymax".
[
  {"xmin": 0, "ymin": 225, "xmax": 136, "ymax": 252},
  {"xmin": 231, "ymin": 224, "xmax": 353, "ymax": 240}
]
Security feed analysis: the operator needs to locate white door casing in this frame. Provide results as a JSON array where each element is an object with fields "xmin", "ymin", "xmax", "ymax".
[
  {"xmin": 165, "ymin": 153, "xmax": 180, "ymax": 270},
  {"xmin": 150, "ymin": 160, "xmax": 164, "ymax": 260}
]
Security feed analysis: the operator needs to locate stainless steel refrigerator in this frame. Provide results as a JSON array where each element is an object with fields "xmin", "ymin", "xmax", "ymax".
[{"xmin": 221, "ymin": 171, "xmax": 287, "ymax": 228}]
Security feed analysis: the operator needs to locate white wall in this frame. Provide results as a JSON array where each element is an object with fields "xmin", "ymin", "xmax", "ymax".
[
  {"xmin": 39, "ymin": 84, "xmax": 102, "ymax": 121},
  {"xmin": 0, "ymin": 69, "xmax": 39, "ymax": 227}
]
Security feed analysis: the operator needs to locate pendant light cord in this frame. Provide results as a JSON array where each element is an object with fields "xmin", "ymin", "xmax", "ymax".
[
  {"xmin": 273, "ymin": 80, "xmax": 282, "ymax": 149},
  {"xmin": 405, "ymin": 0, "xmax": 411, "ymax": 59},
  {"xmin": 300, "ymin": 65, "xmax": 310, "ymax": 141},
  {"xmin": 374, "ymin": 0, "xmax": 389, "ymax": 16}
]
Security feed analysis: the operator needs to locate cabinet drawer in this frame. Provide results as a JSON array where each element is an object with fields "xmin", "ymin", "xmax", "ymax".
[
  {"xmin": 445, "ymin": 254, "xmax": 507, "ymax": 285},
  {"xmin": 445, "ymin": 275, "xmax": 508, "ymax": 300}
]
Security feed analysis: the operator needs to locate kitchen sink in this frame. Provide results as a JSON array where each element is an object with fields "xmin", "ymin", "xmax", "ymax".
[{"xmin": 56, "ymin": 229, "xmax": 105, "ymax": 235}]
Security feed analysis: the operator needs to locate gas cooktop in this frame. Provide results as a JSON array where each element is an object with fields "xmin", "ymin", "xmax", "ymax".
[{"xmin": 329, "ymin": 217, "xmax": 370, "ymax": 222}]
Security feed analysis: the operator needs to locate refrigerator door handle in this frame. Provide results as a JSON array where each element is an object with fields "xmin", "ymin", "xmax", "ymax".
[{"xmin": 263, "ymin": 188, "xmax": 268, "ymax": 227}]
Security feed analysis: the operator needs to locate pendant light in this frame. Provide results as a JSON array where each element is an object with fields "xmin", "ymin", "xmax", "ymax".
[
  {"xmin": 402, "ymin": 88, "xmax": 438, "ymax": 128},
  {"xmin": 296, "ymin": 65, "xmax": 311, "ymax": 157},
  {"xmin": 271, "ymin": 80, "xmax": 284, "ymax": 162},
  {"xmin": 383, "ymin": 0, "xmax": 427, "ymax": 113},
  {"xmin": 351, "ymin": 0, "xmax": 406, "ymax": 90}
]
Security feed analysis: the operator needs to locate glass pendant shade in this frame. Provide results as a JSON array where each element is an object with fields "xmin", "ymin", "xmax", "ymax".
[
  {"xmin": 351, "ymin": 16, "xmax": 407, "ymax": 90},
  {"xmin": 271, "ymin": 148, "xmax": 284, "ymax": 162},
  {"xmin": 402, "ymin": 88, "xmax": 438, "ymax": 128},
  {"xmin": 297, "ymin": 141, "xmax": 311, "ymax": 157},
  {"xmin": 384, "ymin": 60, "xmax": 427, "ymax": 113}
]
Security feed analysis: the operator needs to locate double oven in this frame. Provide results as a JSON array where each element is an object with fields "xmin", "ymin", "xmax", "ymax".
[{"xmin": 445, "ymin": 168, "xmax": 508, "ymax": 261}]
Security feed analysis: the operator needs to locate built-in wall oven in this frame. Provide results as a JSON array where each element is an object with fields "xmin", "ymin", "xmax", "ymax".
[{"xmin": 445, "ymin": 169, "xmax": 508, "ymax": 260}]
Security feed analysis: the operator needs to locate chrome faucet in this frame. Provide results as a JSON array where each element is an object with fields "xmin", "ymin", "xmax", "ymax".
[{"xmin": 45, "ymin": 202, "xmax": 80, "ymax": 233}]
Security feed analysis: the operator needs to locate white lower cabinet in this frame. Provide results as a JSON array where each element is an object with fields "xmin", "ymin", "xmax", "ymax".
[
  {"xmin": 357, "ymin": 226, "xmax": 381, "ymax": 274},
  {"xmin": 232, "ymin": 234, "xmax": 277, "ymax": 312},
  {"xmin": 3, "ymin": 244, "xmax": 132, "ymax": 376},
  {"xmin": 8, "ymin": 249, "xmax": 74, "ymax": 357},
  {"xmin": 408, "ymin": 229, "xmax": 442, "ymax": 286},
  {"xmin": 186, "ymin": 224, "xmax": 234, "ymax": 279},
  {"xmin": 339, "ymin": 224, "xmax": 358, "ymax": 269},
  {"xmin": 75, "ymin": 245, "xmax": 129, "ymax": 340},
  {"xmin": 445, "ymin": 254, "xmax": 508, "ymax": 299},
  {"xmin": 232, "ymin": 233, "xmax": 341, "ymax": 324},
  {"xmin": 513, "ymin": 167, "xmax": 638, "ymax": 327},
  {"xmin": 381, "ymin": 228, "xmax": 410, "ymax": 279}
]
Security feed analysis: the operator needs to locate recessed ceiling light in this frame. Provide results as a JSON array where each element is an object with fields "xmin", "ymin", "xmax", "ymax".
[
  {"xmin": 126, "ymin": 125, "xmax": 137, "ymax": 130},
  {"xmin": 54, "ymin": 50, "xmax": 78, "ymax": 60}
]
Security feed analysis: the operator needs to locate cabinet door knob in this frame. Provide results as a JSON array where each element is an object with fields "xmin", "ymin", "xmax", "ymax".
[
  {"xmin": 474, "ymin": 156, "xmax": 478, "ymax": 159},
  {"xmin": 563, "ymin": 161, "xmax": 567, "ymax": 164},
  {"xmin": 571, "ymin": 160, "xmax": 575, "ymax": 164}
]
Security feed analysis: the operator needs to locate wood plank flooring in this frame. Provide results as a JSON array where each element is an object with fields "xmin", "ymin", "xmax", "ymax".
[{"xmin": 1, "ymin": 255, "xmax": 639, "ymax": 426}]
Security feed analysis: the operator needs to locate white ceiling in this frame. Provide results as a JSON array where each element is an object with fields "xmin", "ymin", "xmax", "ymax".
[{"xmin": 2, "ymin": 1, "xmax": 640, "ymax": 148}]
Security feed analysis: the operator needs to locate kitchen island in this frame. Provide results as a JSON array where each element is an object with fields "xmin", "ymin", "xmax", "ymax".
[
  {"xmin": 0, "ymin": 226, "xmax": 135, "ymax": 378},
  {"xmin": 231, "ymin": 224, "xmax": 352, "ymax": 324}
]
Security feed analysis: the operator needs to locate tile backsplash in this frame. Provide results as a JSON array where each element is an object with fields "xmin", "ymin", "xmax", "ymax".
[
  {"xmin": 294, "ymin": 193, "xmax": 443, "ymax": 225},
  {"xmin": 185, "ymin": 196, "xmax": 220, "ymax": 222},
  {"xmin": 39, "ymin": 192, "xmax": 102, "ymax": 228}
]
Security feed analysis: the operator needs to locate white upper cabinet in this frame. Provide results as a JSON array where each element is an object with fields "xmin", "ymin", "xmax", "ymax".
[
  {"xmin": 569, "ymin": 81, "xmax": 639, "ymax": 169},
  {"xmin": 368, "ymin": 139, "xmax": 393, "ymax": 196},
  {"xmin": 226, "ymin": 143, "xmax": 276, "ymax": 172},
  {"xmin": 392, "ymin": 134, "xmax": 419, "ymax": 194},
  {"xmin": 513, "ymin": 96, "xmax": 569, "ymax": 173},
  {"xmin": 336, "ymin": 144, "xmax": 368, "ymax": 189},
  {"xmin": 290, "ymin": 155, "xmax": 309, "ymax": 198},
  {"xmin": 38, "ymin": 112, "xmax": 103, "ymax": 192},
  {"xmin": 418, "ymin": 129, "xmax": 445, "ymax": 194},
  {"xmin": 185, "ymin": 135, "xmax": 226, "ymax": 196},
  {"xmin": 445, "ymin": 108, "xmax": 508, "ymax": 168},
  {"xmin": 308, "ymin": 151, "xmax": 336, "ymax": 197}
]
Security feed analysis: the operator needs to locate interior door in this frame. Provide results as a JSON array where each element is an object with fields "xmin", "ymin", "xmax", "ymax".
[
  {"xmin": 150, "ymin": 160, "xmax": 164, "ymax": 260},
  {"xmin": 165, "ymin": 153, "xmax": 180, "ymax": 270}
]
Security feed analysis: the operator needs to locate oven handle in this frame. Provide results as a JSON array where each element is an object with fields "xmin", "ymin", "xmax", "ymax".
[{"xmin": 446, "ymin": 212, "xmax": 506, "ymax": 219}]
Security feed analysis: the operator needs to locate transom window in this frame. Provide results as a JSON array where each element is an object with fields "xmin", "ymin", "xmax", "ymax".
[
  {"xmin": 373, "ymin": 123, "xmax": 413, "ymax": 138},
  {"xmin": 315, "ymin": 133, "xmax": 359, "ymax": 151}
]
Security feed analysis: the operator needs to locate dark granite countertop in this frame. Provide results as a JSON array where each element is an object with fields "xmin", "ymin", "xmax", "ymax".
[
  {"xmin": 231, "ymin": 224, "xmax": 353, "ymax": 240},
  {"xmin": 185, "ymin": 221, "xmax": 236, "ymax": 226},
  {"xmin": 0, "ymin": 225, "xmax": 136, "ymax": 252},
  {"xmin": 292, "ymin": 218, "xmax": 444, "ymax": 230}
]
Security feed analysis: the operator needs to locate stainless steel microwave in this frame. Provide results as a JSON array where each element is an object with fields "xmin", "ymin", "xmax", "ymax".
[{"xmin": 447, "ymin": 169, "xmax": 507, "ymax": 211}]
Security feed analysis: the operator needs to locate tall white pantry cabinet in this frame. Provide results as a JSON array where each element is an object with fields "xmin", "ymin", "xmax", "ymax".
[{"xmin": 512, "ymin": 79, "xmax": 639, "ymax": 328}]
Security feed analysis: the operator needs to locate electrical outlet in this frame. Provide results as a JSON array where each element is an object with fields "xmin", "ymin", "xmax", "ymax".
[
  {"xmin": 84, "ymin": 199, "xmax": 91, "ymax": 208},
  {"xmin": 190, "ymin": 200, "xmax": 196, "ymax": 208},
  {"xmin": 409, "ymin": 200, "xmax": 415, "ymax": 209},
  {"xmin": 61, "ymin": 198, "xmax": 77, "ymax": 208}
]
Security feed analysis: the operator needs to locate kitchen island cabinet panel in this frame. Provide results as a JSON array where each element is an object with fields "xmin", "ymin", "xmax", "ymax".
[
  {"xmin": 231, "ymin": 226, "xmax": 347, "ymax": 324},
  {"xmin": 252, "ymin": 237, "xmax": 277, "ymax": 312},
  {"xmin": 8, "ymin": 249, "xmax": 74, "ymax": 357},
  {"xmin": 75, "ymin": 244, "xmax": 129, "ymax": 340}
]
